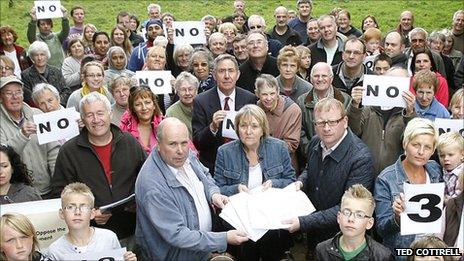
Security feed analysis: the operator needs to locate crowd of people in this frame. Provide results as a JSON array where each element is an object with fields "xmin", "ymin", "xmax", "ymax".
[{"xmin": 0, "ymin": 0, "xmax": 463, "ymax": 260}]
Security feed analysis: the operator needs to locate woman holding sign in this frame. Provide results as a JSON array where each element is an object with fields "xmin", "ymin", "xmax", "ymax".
[
  {"xmin": 214, "ymin": 104, "xmax": 296, "ymax": 261},
  {"xmin": 374, "ymin": 118, "xmax": 442, "ymax": 254}
]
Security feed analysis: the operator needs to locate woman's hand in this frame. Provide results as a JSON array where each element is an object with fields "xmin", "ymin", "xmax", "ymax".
[
  {"xmin": 238, "ymin": 184, "xmax": 249, "ymax": 193},
  {"xmin": 262, "ymin": 180, "xmax": 272, "ymax": 191},
  {"xmin": 392, "ymin": 193, "xmax": 405, "ymax": 224}
]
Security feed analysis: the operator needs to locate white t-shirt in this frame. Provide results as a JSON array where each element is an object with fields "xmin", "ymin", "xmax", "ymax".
[
  {"xmin": 248, "ymin": 163, "xmax": 263, "ymax": 190},
  {"xmin": 46, "ymin": 227, "xmax": 120, "ymax": 260},
  {"xmin": 324, "ymin": 41, "xmax": 338, "ymax": 65}
]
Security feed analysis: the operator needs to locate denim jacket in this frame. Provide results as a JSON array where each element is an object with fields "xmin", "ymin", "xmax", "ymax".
[
  {"xmin": 214, "ymin": 137, "xmax": 296, "ymax": 196},
  {"xmin": 135, "ymin": 149, "xmax": 227, "ymax": 261},
  {"xmin": 374, "ymin": 155, "xmax": 442, "ymax": 254}
]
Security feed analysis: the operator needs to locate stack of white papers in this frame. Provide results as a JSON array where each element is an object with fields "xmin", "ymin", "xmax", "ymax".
[{"xmin": 219, "ymin": 184, "xmax": 315, "ymax": 241}]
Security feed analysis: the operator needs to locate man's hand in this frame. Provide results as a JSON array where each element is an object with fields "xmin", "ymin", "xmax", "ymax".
[
  {"xmin": 226, "ymin": 230, "xmax": 248, "ymax": 245},
  {"xmin": 123, "ymin": 251, "xmax": 137, "ymax": 261},
  {"xmin": 393, "ymin": 193, "xmax": 405, "ymax": 224},
  {"xmin": 61, "ymin": 6, "xmax": 68, "ymax": 18},
  {"xmin": 351, "ymin": 86, "xmax": 364, "ymax": 108},
  {"xmin": 282, "ymin": 217, "xmax": 300, "ymax": 233},
  {"xmin": 212, "ymin": 193, "xmax": 229, "ymax": 209},
  {"xmin": 402, "ymin": 90, "xmax": 415, "ymax": 116},
  {"xmin": 292, "ymin": 181, "xmax": 303, "ymax": 191},
  {"xmin": 29, "ymin": 7, "xmax": 37, "ymax": 21},
  {"xmin": 94, "ymin": 209, "xmax": 112, "ymax": 225},
  {"xmin": 21, "ymin": 121, "xmax": 37, "ymax": 138},
  {"xmin": 210, "ymin": 110, "xmax": 227, "ymax": 133}
]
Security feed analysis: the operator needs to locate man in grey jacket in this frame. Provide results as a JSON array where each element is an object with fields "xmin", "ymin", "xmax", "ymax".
[
  {"xmin": 135, "ymin": 117, "xmax": 248, "ymax": 260},
  {"xmin": 0, "ymin": 76, "xmax": 59, "ymax": 198}
]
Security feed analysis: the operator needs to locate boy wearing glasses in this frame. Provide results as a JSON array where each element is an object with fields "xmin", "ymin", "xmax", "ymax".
[
  {"xmin": 315, "ymin": 184, "xmax": 393, "ymax": 260},
  {"xmin": 47, "ymin": 182, "xmax": 136, "ymax": 261}
]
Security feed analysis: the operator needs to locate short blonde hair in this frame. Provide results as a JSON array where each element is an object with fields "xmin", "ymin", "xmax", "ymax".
[
  {"xmin": 255, "ymin": 74, "xmax": 279, "ymax": 95},
  {"xmin": 403, "ymin": 118, "xmax": 439, "ymax": 151},
  {"xmin": 218, "ymin": 22, "xmax": 238, "ymax": 34},
  {"xmin": 449, "ymin": 88, "xmax": 463, "ymax": 111},
  {"xmin": 1, "ymin": 213, "xmax": 39, "ymax": 260},
  {"xmin": 277, "ymin": 45, "xmax": 300, "ymax": 69},
  {"xmin": 437, "ymin": 131, "xmax": 464, "ymax": 154},
  {"xmin": 235, "ymin": 104, "xmax": 270, "ymax": 139},
  {"xmin": 341, "ymin": 184, "xmax": 375, "ymax": 216},
  {"xmin": 314, "ymin": 97, "xmax": 346, "ymax": 118},
  {"xmin": 60, "ymin": 182, "xmax": 95, "ymax": 208},
  {"xmin": 413, "ymin": 70, "xmax": 438, "ymax": 93}
]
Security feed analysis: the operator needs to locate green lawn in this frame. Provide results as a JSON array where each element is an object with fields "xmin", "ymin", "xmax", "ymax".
[{"xmin": 1, "ymin": 0, "xmax": 461, "ymax": 47}]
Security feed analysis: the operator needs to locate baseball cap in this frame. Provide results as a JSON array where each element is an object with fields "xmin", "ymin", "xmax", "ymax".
[{"xmin": 0, "ymin": 76, "xmax": 23, "ymax": 90}]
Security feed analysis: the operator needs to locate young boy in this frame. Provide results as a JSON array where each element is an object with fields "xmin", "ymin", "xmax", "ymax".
[
  {"xmin": 315, "ymin": 184, "xmax": 393, "ymax": 260},
  {"xmin": 47, "ymin": 182, "xmax": 136, "ymax": 261},
  {"xmin": 437, "ymin": 131, "xmax": 464, "ymax": 200}
]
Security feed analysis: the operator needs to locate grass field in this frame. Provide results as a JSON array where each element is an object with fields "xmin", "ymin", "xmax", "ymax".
[{"xmin": 0, "ymin": 0, "xmax": 462, "ymax": 47}]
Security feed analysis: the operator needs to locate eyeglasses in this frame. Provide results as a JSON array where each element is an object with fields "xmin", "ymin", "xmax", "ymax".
[
  {"xmin": 63, "ymin": 204, "xmax": 92, "ymax": 213},
  {"xmin": 1, "ymin": 90, "xmax": 23, "ymax": 98},
  {"xmin": 339, "ymin": 209, "xmax": 371, "ymax": 220},
  {"xmin": 177, "ymin": 87, "xmax": 196, "ymax": 93},
  {"xmin": 314, "ymin": 117, "xmax": 344, "ymax": 127},
  {"xmin": 247, "ymin": 40, "xmax": 265, "ymax": 46},
  {"xmin": 86, "ymin": 74, "xmax": 103, "ymax": 78},
  {"xmin": 249, "ymin": 25, "xmax": 263, "ymax": 30},
  {"xmin": 0, "ymin": 66, "xmax": 13, "ymax": 71}
]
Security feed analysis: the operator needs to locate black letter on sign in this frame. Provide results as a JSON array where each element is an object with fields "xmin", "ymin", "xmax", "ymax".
[
  {"xmin": 154, "ymin": 78, "xmax": 164, "ymax": 87},
  {"xmin": 386, "ymin": 86, "xmax": 399, "ymax": 98},
  {"xmin": 139, "ymin": 78, "xmax": 148, "ymax": 86},
  {"xmin": 38, "ymin": 122, "xmax": 51, "ymax": 134},
  {"xmin": 57, "ymin": 118, "xmax": 69, "ymax": 129},
  {"xmin": 189, "ymin": 28, "xmax": 199, "ymax": 36},
  {"xmin": 37, "ymin": 6, "xmax": 45, "ymax": 12},
  {"xmin": 48, "ymin": 5, "xmax": 56, "ymax": 12},
  {"xmin": 407, "ymin": 193, "xmax": 442, "ymax": 222},
  {"xmin": 175, "ymin": 28, "xmax": 185, "ymax": 37},
  {"xmin": 226, "ymin": 119, "xmax": 235, "ymax": 130},
  {"xmin": 98, "ymin": 258, "xmax": 115, "ymax": 261},
  {"xmin": 365, "ymin": 85, "xmax": 378, "ymax": 96}
]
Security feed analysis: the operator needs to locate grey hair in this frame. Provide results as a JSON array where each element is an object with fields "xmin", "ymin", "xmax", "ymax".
[
  {"xmin": 248, "ymin": 15, "xmax": 266, "ymax": 28},
  {"xmin": 147, "ymin": 3, "xmax": 161, "ymax": 13},
  {"xmin": 31, "ymin": 83, "xmax": 60, "ymax": 104},
  {"xmin": 174, "ymin": 71, "xmax": 199, "ymax": 91},
  {"xmin": 213, "ymin": 54, "xmax": 239, "ymax": 72},
  {"xmin": 208, "ymin": 32, "xmax": 227, "ymax": 46},
  {"xmin": 79, "ymin": 92, "xmax": 112, "ymax": 117},
  {"xmin": 428, "ymin": 31, "xmax": 445, "ymax": 43},
  {"xmin": 173, "ymin": 44, "xmax": 194, "ymax": 66},
  {"xmin": 317, "ymin": 14, "xmax": 337, "ymax": 27},
  {"xmin": 188, "ymin": 47, "xmax": 214, "ymax": 72},
  {"xmin": 255, "ymin": 74, "xmax": 279, "ymax": 94},
  {"xmin": 156, "ymin": 117, "xmax": 187, "ymax": 142},
  {"xmin": 28, "ymin": 41, "xmax": 51, "ymax": 59},
  {"xmin": 408, "ymin": 27, "xmax": 428, "ymax": 42},
  {"xmin": 453, "ymin": 10, "xmax": 464, "ymax": 20},
  {"xmin": 201, "ymin": 15, "xmax": 216, "ymax": 23},
  {"xmin": 310, "ymin": 62, "xmax": 334, "ymax": 77}
]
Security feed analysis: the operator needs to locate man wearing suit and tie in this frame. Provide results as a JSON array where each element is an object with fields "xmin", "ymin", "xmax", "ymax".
[{"xmin": 192, "ymin": 54, "xmax": 257, "ymax": 175}]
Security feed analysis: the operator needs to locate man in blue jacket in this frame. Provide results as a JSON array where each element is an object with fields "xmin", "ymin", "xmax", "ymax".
[
  {"xmin": 135, "ymin": 117, "xmax": 248, "ymax": 260},
  {"xmin": 284, "ymin": 97, "xmax": 375, "ymax": 259}
]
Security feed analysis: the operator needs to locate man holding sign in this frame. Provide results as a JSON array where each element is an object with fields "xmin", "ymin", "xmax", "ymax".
[
  {"xmin": 192, "ymin": 54, "xmax": 256, "ymax": 175},
  {"xmin": 374, "ymin": 118, "xmax": 443, "ymax": 254},
  {"xmin": 27, "ymin": 2, "xmax": 69, "ymax": 68},
  {"xmin": 0, "ymin": 76, "xmax": 59, "ymax": 199},
  {"xmin": 348, "ymin": 67, "xmax": 416, "ymax": 175}
]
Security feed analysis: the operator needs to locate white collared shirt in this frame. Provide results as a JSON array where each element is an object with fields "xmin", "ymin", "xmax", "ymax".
[
  {"xmin": 168, "ymin": 160, "xmax": 212, "ymax": 231},
  {"xmin": 321, "ymin": 129, "xmax": 348, "ymax": 160},
  {"xmin": 217, "ymin": 88, "xmax": 236, "ymax": 111}
]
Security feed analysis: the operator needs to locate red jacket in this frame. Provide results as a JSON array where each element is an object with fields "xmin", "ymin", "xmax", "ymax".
[{"xmin": 0, "ymin": 44, "xmax": 32, "ymax": 71}]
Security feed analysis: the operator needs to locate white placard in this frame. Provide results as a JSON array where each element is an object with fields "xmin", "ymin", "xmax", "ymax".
[
  {"xmin": 135, "ymin": 70, "xmax": 172, "ymax": 95},
  {"xmin": 63, "ymin": 247, "xmax": 126, "ymax": 261},
  {"xmin": 172, "ymin": 21, "xmax": 206, "ymax": 45},
  {"xmin": 434, "ymin": 118, "xmax": 464, "ymax": 136},
  {"xmin": 363, "ymin": 54, "xmax": 378, "ymax": 70},
  {"xmin": 33, "ymin": 107, "xmax": 80, "ymax": 145},
  {"xmin": 222, "ymin": 111, "xmax": 238, "ymax": 140},
  {"xmin": 34, "ymin": 1, "xmax": 63, "ymax": 19},
  {"xmin": 1, "ymin": 199, "xmax": 67, "ymax": 249},
  {"xmin": 362, "ymin": 74, "xmax": 410, "ymax": 108},
  {"xmin": 400, "ymin": 182, "xmax": 445, "ymax": 235}
]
